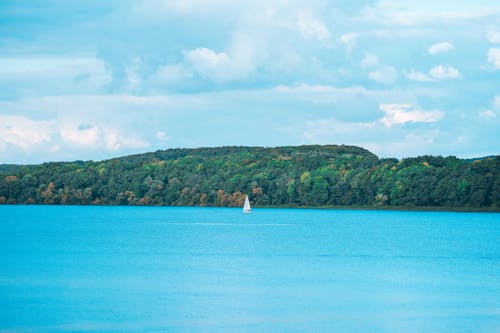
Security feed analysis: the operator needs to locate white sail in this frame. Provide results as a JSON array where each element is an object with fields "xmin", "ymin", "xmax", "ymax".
[{"xmin": 243, "ymin": 195, "xmax": 251, "ymax": 213}]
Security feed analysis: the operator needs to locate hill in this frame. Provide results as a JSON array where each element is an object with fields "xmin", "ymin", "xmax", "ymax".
[{"xmin": 0, "ymin": 145, "xmax": 498, "ymax": 209}]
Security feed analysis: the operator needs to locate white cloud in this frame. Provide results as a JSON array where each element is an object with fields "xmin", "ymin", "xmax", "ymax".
[
  {"xmin": 339, "ymin": 32, "xmax": 357, "ymax": 50},
  {"xmin": 480, "ymin": 95, "xmax": 500, "ymax": 118},
  {"xmin": 117, "ymin": 95, "xmax": 170, "ymax": 106},
  {"xmin": 225, "ymin": 33, "xmax": 261, "ymax": 78},
  {"xmin": 405, "ymin": 69, "xmax": 433, "ymax": 82},
  {"xmin": 0, "ymin": 115, "xmax": 53, "ymax": 150},
  {"xmin": 379, "ymin": 104, "xmax": 443, "ymax": 127},
  {"xmin": 124, "ymin": 57, "xmax": 143, "ymax": 91},
  {"xmin": 362, "ymin": 2, "xmax": 500, "ymax": 26},
  {"xmin": 104, "ymin": 131, "xmax": 120, "ymax": 150},
  {"xmin": 340, "ymin": 32, "xmax": 357, "ymax": 43},
  {"xmin": 0, "ymin": 108, "xmax": 151, "ymax": 155},
  {"xmin": 60, "ymin": 123, "xmax": 150, "ymax": 151},
  {"xmin": 134, "ymin": 0, "xmax": 248, "ymax": 16},
  {"xmin": 479, "ymin": 109, "xmax": 496, "ymax": 119},
  {"xmin": 60, "ymin": 123, "xmax": 100, "ymax": 147},
  {"xmin": 429, "ymin": 65, "xmax": 460, "ymax": 79},
  {"xmin": 300, "ymin": 116, "xmax": 443, "ymax": 158},
  {"xmin": 184, "ymin": 32, "xmax": 261, "ymax": 82},
  {"xmin": 157, "ymin": 0, "xmax": 199, "ymax": 14},
  {"xmin": 406, "ymin": 65, "xmax": 460, "ymax": 81},
  {"xmin": 155, "ymin": 131, "xmax": 169, "ymax": 141},
  {"xmin": 428, "ymin": 42, "xmax": 454, "ymax": 55},
  {"xmin": 361, "ymin": 53, "xmax": 378, "ymax": 67},
  {"xmin": 369, "ymin": 66, "xmax": 398, "ymax": 84},
  {"xmin": 488, "ymin": 48, "xmax": 500, "ymax": 69},
  {"xmin": 487, "ymin": 31, "xmax": 500, "ymax": 43},
  {"xmin": 131, "ymin": 0, "xmax": 333, "ymax": 78},
  {"xmin": 273, "ymin": 83, "xmax": 361, "ymax": 94},
  {"xmin": 185, "ymin": 47, "xmax": 231, "ymax": 79},
  {"xmin": 296, "ymin": 10, "xmax": 329, "ymax": 41},
  {"xmin": 103, "ymin": 128, "xmax": 149, "ymax": 151}
]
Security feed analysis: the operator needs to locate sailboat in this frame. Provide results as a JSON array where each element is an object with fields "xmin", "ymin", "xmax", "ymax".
[{"xmin": 243, "ymin": 195, "xmax": 251, "ymax": 214}]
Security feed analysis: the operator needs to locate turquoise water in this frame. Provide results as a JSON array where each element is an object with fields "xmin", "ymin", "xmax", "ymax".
[{"xmin": 1, "ymin": 205, "xmax": 499, "ymax": 332}]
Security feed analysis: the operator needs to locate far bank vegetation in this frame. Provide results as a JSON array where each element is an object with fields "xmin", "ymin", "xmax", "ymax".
[{"xmin": 0, "ymin": 145, "xmax": 498, "ymax": 210}]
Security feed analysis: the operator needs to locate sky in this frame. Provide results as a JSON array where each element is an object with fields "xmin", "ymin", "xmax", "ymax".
[{"xmin": 0, "ymin": 0, "xmax": 499, "ymax": 164}]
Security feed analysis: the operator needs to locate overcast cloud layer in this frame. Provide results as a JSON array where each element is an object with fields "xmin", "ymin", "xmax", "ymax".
[{"xmin": 1, "ymin": 0, "xmax": 499, "ymax": 163}]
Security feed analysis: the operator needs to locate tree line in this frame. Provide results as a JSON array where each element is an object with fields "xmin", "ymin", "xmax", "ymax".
[{"xmin": 0, "ymin": 145, "xmax": 498, "ymax": 209}]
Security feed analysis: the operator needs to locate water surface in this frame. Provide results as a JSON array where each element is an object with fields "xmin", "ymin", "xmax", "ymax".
[{"xmin": 1, "ymin": 205, "xmax": 499, "ymax": 332}]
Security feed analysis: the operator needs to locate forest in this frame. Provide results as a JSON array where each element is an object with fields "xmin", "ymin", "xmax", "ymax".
[{"xmin": 0, "ymin": 145, "xmax": 498, "ymax": 210}]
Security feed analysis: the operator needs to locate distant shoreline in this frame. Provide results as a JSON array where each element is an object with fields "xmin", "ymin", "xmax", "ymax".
[
  {"xmin": 258, "ymin": 204, "xmax": 500, "ymax": 213},
  {"xmin": 1, "ymin": 145, "xmax": 498, "ymax": 210},
  {"xmin": 1, "ymin": 203, "xmax": 498, "ymax": 213}
]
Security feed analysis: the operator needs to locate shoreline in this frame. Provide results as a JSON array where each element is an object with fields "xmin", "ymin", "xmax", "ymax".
[
  {"xmin": 1, "ymin": 202, "xmax": 498, "ymax": 213},
  {"xmin": 258, "ymin": 205, "xmax": 500, "ymax": 213}
]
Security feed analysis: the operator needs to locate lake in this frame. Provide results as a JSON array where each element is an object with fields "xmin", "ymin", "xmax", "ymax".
[{"xmin": 1, "ymin": 205, "xmax": 499, "ymax": 332}]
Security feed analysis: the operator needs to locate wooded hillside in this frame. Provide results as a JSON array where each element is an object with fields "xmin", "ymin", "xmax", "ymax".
[{"xmin": 0, "ymin": 145, "xmax": 498, "ymax": 209}]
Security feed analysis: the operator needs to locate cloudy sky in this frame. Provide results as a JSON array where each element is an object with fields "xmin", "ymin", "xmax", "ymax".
[{"xmin": 1, "ymin": 0, "xmax": 499, "ymax": 163}]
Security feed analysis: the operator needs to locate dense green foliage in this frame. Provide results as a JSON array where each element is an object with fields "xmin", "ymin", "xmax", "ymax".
[{"xmin": 0, "ymin": 145, "xmax": 498, "ymax": 209}]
